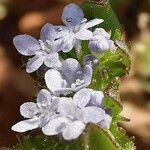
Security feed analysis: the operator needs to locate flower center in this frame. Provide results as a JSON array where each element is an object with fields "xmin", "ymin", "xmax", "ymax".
[
  {"xmin": 71, "ymin": 79, "xmax": 84, "ymax": 88},
  {"xmin": 39, "ymin": 39, "xmax": 50, "ymax": 53}
]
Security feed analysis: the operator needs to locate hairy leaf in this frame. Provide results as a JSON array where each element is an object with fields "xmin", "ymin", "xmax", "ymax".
[
  {"xmin": 86, "ymin": 124, "xmax": 121, "ymax": 150},
  {"xmin": 90, "ymin": 48, "xmax": 130, "ymax": 91},
  {"xmin": 104, "ymin": 97, "xmax": 135, "ymax": 150},
  {"xmin": 14, "ymin": 124, "xmax": 121, "ymax": 150}
]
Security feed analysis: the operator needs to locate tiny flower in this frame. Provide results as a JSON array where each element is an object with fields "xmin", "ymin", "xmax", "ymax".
[
  {"xmin": 89, "ymin": 28, "xmax": 116, "ymax": 53},
  {"xmin": 42, "ymin": 98, "xmax": 85, "ymax": 140},
  {"xmin": 11, "ymin": 89, "xmax": 60, "ymax": 133},
  {"xmin": 83, "ymin": 55, "xmax": 99, "ymax": 67},
  {"xmin": 42, "ymin": 89, "xmax": 111, "ymax": 140},
  {"xmin": 59, "ymin": 3, "xmax": 104, "ymax": 52},
  {"xmin": 73, "ymin": 88, "xmax": 112, "ymax": 129},
  {"xmin": 53, "ymin": 25, "xmax": 75, "ymax": 53},
  {"xmin": 45, "ymin": 58, "xmax": 92, "ymax": 96},
  {"xmin": 13, "ymin": 23, "xmax": 62, "ymax": 73},
  {"xmin": 42, "ymin": 96, "xmax": 104, "ymax": 140}
]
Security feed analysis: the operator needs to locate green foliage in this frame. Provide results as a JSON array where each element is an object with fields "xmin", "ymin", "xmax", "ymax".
[
  {"xmin": 14, "ymin": 134, "xmax": 83, "ymax": 150},
  {"xmin": 104, "ymin": 97, "xmax": 135, "ymax": 150},
  {"xmin": 90, "ymin": 48, "xmax": 130, "ymax": 91},
  {"xmin": 112, "ymin": 29, "xmax": 122, "ymax": 40},
  {"xmin": 14, "ymin": 125, "xmax": 121, "ymax": 150},
  {"xmin": 86, "ymin": 124, "xmax": 121, "ymax": 150},
  {"xmin": 80, "ymin": 1, "xmax": 121, "ymax": 36},
  {"xmin": 60, "ymin": 49, "xmax": 78, "ymax": 61}
]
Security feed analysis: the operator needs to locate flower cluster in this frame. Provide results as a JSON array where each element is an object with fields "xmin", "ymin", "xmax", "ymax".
[{"xmin": 12, "ymin": 3, "xmax": 116, "ymax": 140}]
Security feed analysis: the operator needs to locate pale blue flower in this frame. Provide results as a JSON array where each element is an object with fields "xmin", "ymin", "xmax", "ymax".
[
  {"xmin": 11, "ymin": 89, "xmax": 60, "ymax": 133},
  {"xmin": 13, "ymin": 24, "xmax": 62, "ymax": 73},
  {"xmin": 12, "ymin": 89, "xmax": 111, "ymax": 140},
  {"xmin": 59, "ymin": 3, "xmax": 104, "ymax": 52},
  {"xmin": 89, "ymin": 28, "xmax": 116, "ymax": 53},
  {"xmin": 45, "ymin": 58, "xmax": 92, "ymax": 96},
  {"xmin": 73, "ymin": 88, "xmax": 112, "ymax": 129},
  {"xmin": 42, "ymin": 97, "xmax": 85, "ymax": 140},
  {"xmin": 83, "ymin": 55, "xmax": 99, "ymax": 67},
  {"xmin": 42, "ymin": 89, "xmax": 111, "ymax": 140},
  {"xmin": 42, "ymin": 96, "xmax": 104, "ymax": 140}
]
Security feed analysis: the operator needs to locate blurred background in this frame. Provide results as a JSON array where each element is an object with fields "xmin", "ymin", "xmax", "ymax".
[{"xmin": 0, "ymin": 0, "xmax": 149, "ymax": 149}]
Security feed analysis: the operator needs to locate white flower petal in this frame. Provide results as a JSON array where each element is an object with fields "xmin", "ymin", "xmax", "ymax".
[
  {"xmin": 44, "ymin": 52, "xmax": 62, "ymax": 69},
  {"xmin": 11, "ymin": 118, "xmax": 40, "ymax": 133},
  {"xmin": 49, "ymin": 97, "xmax": 60, "ymax": 112},
  {"xmin": 75, "ymin": 29, "xmax": 93, "ymax": 40},
  {"xmin": 37, "ymin": 89, "xmax": 51, "ymax": 107},
  {"xmin": 83, "ymin": 55, "xmax": 98, "ymax": 66},
  {"xmin": 45, "ymin": 69, "xmax": 66, "ymax": 94},
  {"xmin": 62, "ymin": 121, "xmax": 85, "ymax": 140},
  {"xmin": 91, "ymin": 91, "xmax": 104, "ymax": 106},
  {"xmin": 20, "ymin": 102, "xmax": 38, "ymax": 118},
  {"xmin": 41, "ymin": 25, "xmax": 71, "ymax": 52},
  {"xmin": 81, "ymin": 106, "xmax": 105, "ymax": 124},
  {"xmin": 73, "ymin": 88, "xmax": 91, "ymax": 108},
  {"xmin": 58, "ymin": 98, "xmax": 81, "ymax": 119},
  {"xmin": 61, "ymin": 37, "xmax": 74, "ymax": 53},
  {"xmin": 26, "ymin": 55, "xmax": 45, "ymax": 73},
  {"xmin": 61, "ymin": 58, "xmax": 81, "ymax": 86},
  {"xmin": 50, "ymin": 38, "xmax": 64, "ymax": 52},
  {"xmin": 62, "ymin": 42, "xmax": 74, "ymax": 53},
  {"xmin": 99, "ymin": 114, "xmax": 112, "ymax": 129},
  {"xmin": 53, "ymin": 88, "xmax": 73, "ymax": 96},
  {"xmin": 89, "ymin": 28, "xmax": 116, "ymax": 53},
  {"xmin": 58, "ymin": 98, "xmax": 72, "ymax": 116},
  {"xmin": 93, "ymin": 28, "xmax": 111, "ymax": 39},
  {"xmin": 53, "ymin": 26, "xmax": 74, "ymax": 52},
  {"xmin": 73, "ymin": 65, "xmax": 92, "ymax": 92},
  {"xmin": 62, "ymin": 3, "xmax": 84, "ymax": 28},
  {"xmin": 40, "ymin": 23, "xmax": 55, "ymax": 42},
  {"xmin": 108, "ymin": 40, "xmax": 116, "ymax": 50},
  {"xmin": 42, "ymin": 117, "xmax": 70, "ymax": 136},
  {"xmin": 80, "ymin": 18, "xmax": 103, "ymax": 30},
  {"xmin": 13, "ymin": 34, "xmax": 40, "ymax": 56},
  {"xmin": 54, "ymin": 25, "xmax": 70, "ymax": 35},
  {"xmin": 82, "ymin": 65, "xmax": 92, "ymax": 84},
  {"xmin": 89, "ymin": 35, "xmax": 110, "ymax": 52}
]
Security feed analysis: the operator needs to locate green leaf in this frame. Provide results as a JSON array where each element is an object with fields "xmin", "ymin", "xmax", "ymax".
[
  {"xmin": 14, "ymin": 134, "xmax": 84, "ymax": 150},
  {"xmin": 90, "ymin": 49, "xmax": 130, "ymax": 91},
  {"xmin": 112, "ymin": 29, "xmax": 122, "ymax": 40},
  {"xmin": 14, "ymin": 124, "xmax": 121, "ymax": 150},
  {"xmin": 104, "ymin": 97, "xmax": 135, "ymax": 150},
  {"xmin": 104, "ymin": 96, "xmax": 122, "ymax": 122},
  {"xmin": 77, "ymin": 41, "xmax": 91, "ymax": 64},
  {"xmin": 80, "ymin": 1, "xmax": 121, "ymax": 36},
  {"xmin": 86, "ymin": 124, "xmax": 121, "ymax": 150}
]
